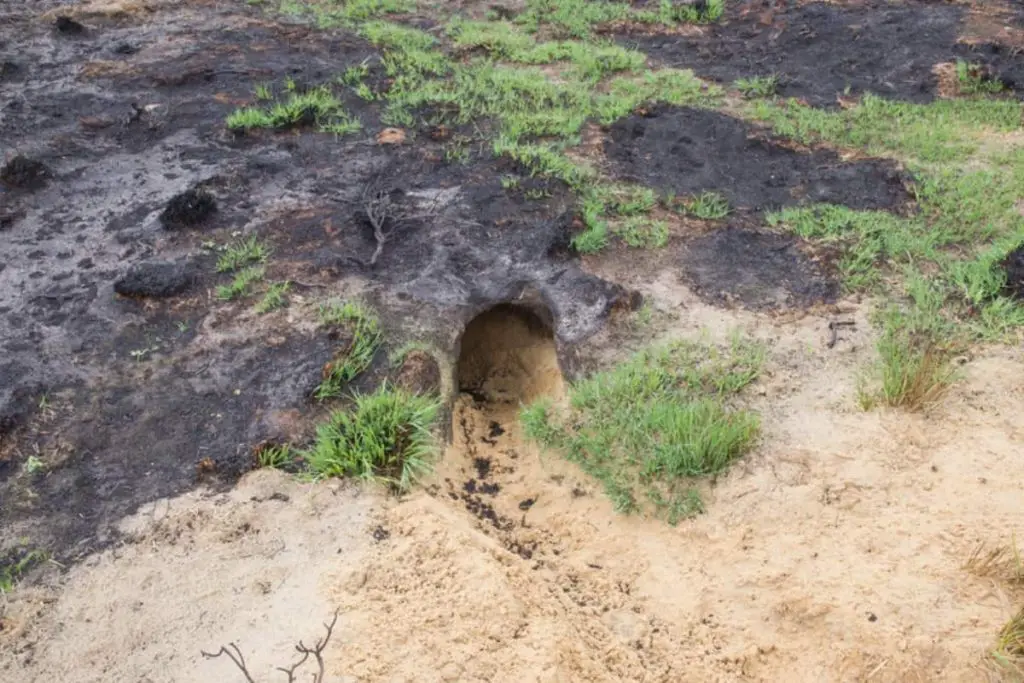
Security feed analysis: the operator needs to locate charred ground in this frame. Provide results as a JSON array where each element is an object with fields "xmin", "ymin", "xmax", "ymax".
[{"xmin": 1, "ymin": 0, "xmax": 1023, "ymax": 576}]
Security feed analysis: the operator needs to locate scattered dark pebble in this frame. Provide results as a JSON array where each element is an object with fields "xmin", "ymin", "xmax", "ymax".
[
  {"xmin": 479, "ymin": 482, "xmax": 500, "ymax": 495},
  {"xmin": 488, "ymin": 421, "xmax": 505, "ymax": 438},
  {"xmin": 1001, "ymin": 243, "xmax": 1024, "ymax": 300},
  {"xmin": 372, "ymin": 525, "xmax": 390, "ymax": 542},
  {"xmin": 473, "ymin": 457, "xmax": 492, "ymax": 480},
  {"xmin": 518, "ymin": 498, "xmax": 536, "ymax": 511},
  {"xmin": 54, "ymin": 16, "xmax": 86, "ymax": 35},
  {"xmin": 77, "ymin": 257, "xmax": 94, "ymax": 269},
  {"xmin": 113, "ymin": 260, "xmax": 195, "ymax": 298},
  {"xmin": 867, "ymin": 612, "xmax": 878, "ymax": 622},
  {"xmin": 160, "ymin": 187, "xmax": 217, "ymax": 229},
  {"xmin": 1, "ymin": 155, "xmax": 50, "ymax": 190},
  {"xmin": 112, "ymin": 42, "xmax": 139, "ymax": 55},
  {"xmin": 505, "ymin": 540, "xmax": 534, "ymax": 560},
  {"xmin": 268, "ymin": 492, "xmax": 290, "ymax": 502}
]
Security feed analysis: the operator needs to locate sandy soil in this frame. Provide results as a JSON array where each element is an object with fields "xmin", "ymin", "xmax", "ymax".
[{"xmin": 3, "ymin": 287, "xmax": 1022, "ymax": 683}]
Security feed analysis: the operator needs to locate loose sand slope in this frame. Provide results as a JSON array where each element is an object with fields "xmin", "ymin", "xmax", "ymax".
[{"xmin": 4, "ymin": 296, "xmax": 1022, "ymax": 683}]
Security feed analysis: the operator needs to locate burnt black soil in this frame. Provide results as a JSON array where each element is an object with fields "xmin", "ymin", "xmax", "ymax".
[
  {"xmin": 620, "ymin": 1, "xmax": 1024, "ymax": 106},
  {"xmin": 1, "ymin": 156, "xmax": 50, "ymax": 190},
  {"xmin": 1002, "ymin": 243, "xmax": 1024, "ymax": 299},
  {"xmin": 0, "ymin": 1, "xmax": 626, "ymax": 565},
  {"xmin": 679, "ymin": 227, "xmax": 837, "ymax": 309},
  {"xmin": 160, "ymin": 188, "xmax": 217, "ymax": 229},
  {"xmin": 606, "ymin": 105, "xmax": 909, "ymax": 213}
]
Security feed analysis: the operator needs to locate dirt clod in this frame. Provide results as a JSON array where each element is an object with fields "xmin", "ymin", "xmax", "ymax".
[
  {"xmin": 393, "ymin": 350, "xmax": 441, "ymax": 395},
  {"xmin": 160, "ymin": 188, "xmax": 217, "ymax": 229},
  {"xmin": 113, "ymin": 260, "xmax": 195, "ymax": 298},
  {"xmin": 1002, "ymin": 243, "xmax": 1024, "ymax": 300},
  {"xmin": 1, "ymin": 156, "xmax": 50, "ymax": 190},
  {"xmin": 606, "ymin": 105, "xmax": 908, "ymax": 213}
]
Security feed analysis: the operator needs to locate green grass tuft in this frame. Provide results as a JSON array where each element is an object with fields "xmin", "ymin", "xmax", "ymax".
[
  {"xmin": 216, "ymin": 236, "xmax": 271, "ymax": 273},
  {"xmin": 256, "ymin": 443, "xmax": 294, "ymax": 469},
  {"xmin": 955, "ymin": 60, "xmax": 1005, "ymax": 97},
  {"xmin": 255, "ymin": 281, "xmax": 291, "ymax": 313},
  {"xmin": 0, "ymin": 547, "xmax": 49, "ymax": 594},
  {"xmin": 227, "ymin": 85, "xmax": 361, "ymax": 134},
  {"xmin": 315, "ymin": 300, "xmax": 384, "ymax": 400},
  {"xmin": 216, "ymin": 266, "xmax": 265, "ymax": 301},
  {"xmin": 522, "ymin": 336, "xmax": 763, "ymax": 522},
  {"xmin": 734, "ymin": 74, "xmax": 779, "ymax": 99},
  {"xmin": 305, "ymin": 385, "xmax": 440, "ymax": 491}
]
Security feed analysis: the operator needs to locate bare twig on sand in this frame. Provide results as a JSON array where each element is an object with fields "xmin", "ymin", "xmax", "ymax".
[
  {"xmin": 201, "ymin": 609, "xmax": 341, "ymax": 683},
  {"xmin": 201, "ymin": 643, "xmax": 256, "ymax": 683}
]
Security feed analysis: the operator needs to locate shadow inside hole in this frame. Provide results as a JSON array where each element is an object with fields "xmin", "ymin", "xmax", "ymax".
[{"xmin": 456, "ymin": 304, "xmax": 563, "ymax": 406}]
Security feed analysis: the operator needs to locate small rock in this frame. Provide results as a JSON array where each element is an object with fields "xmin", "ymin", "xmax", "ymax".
[
  {"xmin": 1, "ymin": 155, "xmax": 50, "ymax": 190},
  {"xmin": 112, "ymin": 42, "xmax": 138, "ymax": 55},
  {"xmin": 113, "ymin": 260, "xmax": 194, "ymax": 298},
  {"xmin": 160, "ymin": 187, "xmax": 217, "ymax": 229}
]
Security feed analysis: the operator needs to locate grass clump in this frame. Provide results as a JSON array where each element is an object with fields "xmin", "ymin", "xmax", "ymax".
[
  {"xmin": 747, "ymin": 94, "xmax": 1021, "ymax": 164},
  {"xmin": 227, "ymin": 86, "xmax": 361, "ymax": 135},
  {"xmin": 315, "ymin": 300, "xmax": 383, "ymax": 400},
  {"xmin": 278, "ymin": 0, "xmax": 414, "ymax": 27},
  {"xmin": 611, "ymin": 216, "xmax": 669, "ymax": 248},
  {"xmin": 255, "ymin": 281, "xmax": 291, "ymax": 313},
  {"xmin": 955, "ymin": 60, "xmax": 1005, "ymax": 97},
  {"xmin": 216, "ymin": 235, "xmax": 270, "ymax": 273},
  {"xmin": 255, "ymin": 443, "xmax": 295, "ymax": 470},
  {"xmin": 216, "ymin": 266, "xmax": 265, "ymax": 301},
  {"xmin": 965, "ymin": 535, "xmax": 1024, "ymax": 584},
  {"xmin": 734, "ymin": 74, "xmax": 779, "ymax": 99},
  {"xmin": 997, "ymin": 608, "xmax": 1024, "ymax": 660},
  {"xmin": 681, "ymin": 191, "xmax": 730, "ymax": 220},
  {"xmin": 521, "ymin": 336, "xmax": 763, "ymax": 523},
  {"xmin": 0, "ymin": 546, "xmax": 49, "ymax": 594},
  {"xmin": 305, "ymin": 385, "xmax": 440, "ymax": 491}
]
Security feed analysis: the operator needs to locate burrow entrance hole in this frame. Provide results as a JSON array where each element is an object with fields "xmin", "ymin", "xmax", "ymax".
[{"xmin": 456, "ymin": 304, "xmax": 563, "ymax": 407}]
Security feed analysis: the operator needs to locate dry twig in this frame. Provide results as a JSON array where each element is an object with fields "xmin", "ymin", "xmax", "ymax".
[{"xmin": 201, "ymin": 609, "xmax": 341, "ymax": 683}]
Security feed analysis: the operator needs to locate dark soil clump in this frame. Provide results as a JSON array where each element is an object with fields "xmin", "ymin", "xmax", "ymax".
[
  {"xmin": 54, "ymin": 16, "xmax": 87, "ymax": 35},
  {"xmin": 1, "ymin": 155, "xmax": 51, "ymax": 190},
  {"xmin": 619, "ymin": 1, "xmax": 1021, "ymax": 106},
  {"xmin": 393, "ymin": 350, "xmax": 441, "ymax": 395},
  {"xmin": 605, "ymin": 106, "xmax": 908, "ymax": 213},
  {"xmin": 160, "ymin": 188, "xmax": 218, "ymax": 229},
  {"xmin": 113, "ymin": 261, "xmax": 195, "ymax": 298},
  {"xmin": 1001, "ymin": 244, "xmax": 1024, "ymax": 300},
  {"xmin": 679, "ymin": 227, "xmax": 838, "ymax": 310}
]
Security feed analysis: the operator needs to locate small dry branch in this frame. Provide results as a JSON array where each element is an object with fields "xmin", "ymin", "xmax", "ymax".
[
  {"xmin": 201, "ymin": 609, "xmax": 341, "ymax": 683},
  {"xmin": 356, "ymin": 173, "xmax": 446, "ymax": 268}
]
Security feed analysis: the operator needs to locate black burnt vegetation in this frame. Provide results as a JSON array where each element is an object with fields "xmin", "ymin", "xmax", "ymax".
[
  {"xmin": 1, "ymin": 155, "xmax": 50, "ymax": 190},
  {"xmin": 161, "ymin": 187, "xmax": 218, "ymax": 229}
]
